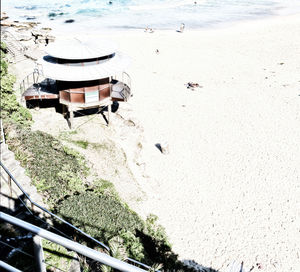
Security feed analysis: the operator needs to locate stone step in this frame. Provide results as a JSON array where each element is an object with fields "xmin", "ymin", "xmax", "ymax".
[
  {"xmin": 1, "ymin": 148, "xmax": 15, "ymax": 161},
  {"xmin": 0, "ymin": 143, "xmax": 8, "ymax": 152},
  {"xmin": 3, "ymin": 159, "xmax": 20, "ymax": 172},
  {"xmin": 0, "ymin": 182, "xmax": 22, "ymax": 212},
  {"xmin": 9, "ymin": 167, "xmax": 26, "ymax": 180}
]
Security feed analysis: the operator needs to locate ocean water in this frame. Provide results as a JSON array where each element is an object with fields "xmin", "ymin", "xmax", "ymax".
[{"xmin": 2, "ymin": 0, "xmax": 300, "ymax": 32}]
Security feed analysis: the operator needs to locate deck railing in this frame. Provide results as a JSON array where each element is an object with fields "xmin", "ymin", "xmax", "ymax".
[{"xmin": 19, "ymin": 69, "xmax": 42, "ymax": 99}]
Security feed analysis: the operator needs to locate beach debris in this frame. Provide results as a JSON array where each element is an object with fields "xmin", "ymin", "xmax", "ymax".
[
  {"xmin": 65, "ymin": 19, "xmax": 75, "ymax": 23},
  {"xmin": 155, "ymin": 142, "xmax": 169, "ymax": 154},
  {"xmin": 256, "ymin": 263, "xmax": 263, "ymax": 269},
  {"xmin": 185, "ymin": 82, "xmax": 203, "ymax": 90}
]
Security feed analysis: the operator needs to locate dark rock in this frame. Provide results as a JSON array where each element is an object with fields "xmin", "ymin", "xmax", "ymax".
[
  {"xmin": 24, "ymin": 22, "xmax": 39, "ymax": 27},
  {"xmin": 26, "ymin": 16, "xmax": 36, "ymax": 20},
  {"xmin": 48, "ymin": 12, "xmax": 64, "ymax": 18},
  {"xmin": 48, "ymin": 12, "xmax": 57, "ymax": 18},
  {"xmin": 1, "ymin": 12, "xmax": 9, "ymax": 21},
  {"xmin": 65, "ymin": 19, "xmax": 75, "ymax": 23}
]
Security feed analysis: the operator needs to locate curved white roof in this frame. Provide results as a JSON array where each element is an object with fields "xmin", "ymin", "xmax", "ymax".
[
  {"xmin": 45, "ymin": 37, "xmax": 118, "ymax": 60},
  {"xmin": 38, "ymin": 52, "xmax": 130, "ymax": 81}
]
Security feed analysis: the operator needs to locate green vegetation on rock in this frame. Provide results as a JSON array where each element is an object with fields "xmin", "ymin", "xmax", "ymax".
[{"xmin": 1, "ymin": 42, "xmax": 32, "ymax": 127}]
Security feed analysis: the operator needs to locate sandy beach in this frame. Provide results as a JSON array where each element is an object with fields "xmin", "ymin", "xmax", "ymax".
[
  {"xmin": 105, "ymin": 15, "xmax": 300, "ymax": 272},
  {"xmin": 4, "ymin": 12, "xmax": 300, "ymax": 272}
]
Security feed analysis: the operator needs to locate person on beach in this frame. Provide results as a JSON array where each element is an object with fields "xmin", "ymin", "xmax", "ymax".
[
  {"xmin": 45, "ymin": 36, "xmax": 49, "ymax": 46},
  {"xmin": 180, "ymin": 23, "xmax": 185, "ymax": 33}
]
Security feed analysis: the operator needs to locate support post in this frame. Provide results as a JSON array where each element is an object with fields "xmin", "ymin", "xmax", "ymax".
[
  {"xmin": 107, "ymin": 102, "xmax": 111, "ymax": 126},
  {"xmin": 62, "ymin": 104, "xmax": 67, "ymax": 117},
  {"xmin": 69, "ymin": 110, "xmax": 74, "ymax": 129},
  {"xmin": 33, "ymin": 236, "xmax": 46, "ymax": 272},
  {"xmin": 8, "ymin": 175, "xmax": 12, "ymax": 209}
]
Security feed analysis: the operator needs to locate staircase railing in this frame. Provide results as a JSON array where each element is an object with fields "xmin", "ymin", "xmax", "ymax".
[
  {"xmin": 0, "ymin": 212, "xmax": 147, "ymax": 272},
  {"xmin": 0, "ymin": 161, "xmax": 154, "ymax": 271},
  {"xmin": 0, "ymin": 161, "xmax": 109, "ymax": 251},
  {"xmin": 1, "ymin": 30, "xmax": 27, "ymax": 53},
  {"xmin": 0, "ymin": 261, "xmax": 22, "ymax": 272}
]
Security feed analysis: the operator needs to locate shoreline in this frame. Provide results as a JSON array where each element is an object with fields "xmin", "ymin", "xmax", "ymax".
[{"xmin": 2, "ymin": 12, "xmax": 300, "ymax": 272}]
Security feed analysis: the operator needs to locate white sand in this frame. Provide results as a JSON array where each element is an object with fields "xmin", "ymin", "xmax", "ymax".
[
  {"xmin": 9, "ymin": 13, "xmax": 300, "ymax": 272},
  {"xmin": 103, "ymin": 15, "xmax": 300, "ymax": 272}
]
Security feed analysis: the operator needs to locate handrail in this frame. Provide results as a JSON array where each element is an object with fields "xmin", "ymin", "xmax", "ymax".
[
  {"xmin": 1, "ymin": 30, "xmax": 27, "ymax": 52},
  {"xmin": 0, "ymin": 212, "xmax": 147, "ymax": 272},
  {"xmin": 0, "ymin": 161, "xmax": 154, "ymax": 271},
  {"xmin": 0, "ymin": 261, "xmax": 22, "ymax": 272},
  {"xmin": 0, "ymin": 161, "xmax": 109, "ymax": 252}
]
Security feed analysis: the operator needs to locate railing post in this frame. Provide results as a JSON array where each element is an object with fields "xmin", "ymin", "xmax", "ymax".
[
  {"xmin": 8, "ymin": 175, "xmax": 12, "ymax": 209},
  {"xmin": 33, "ymin": 236, "xmax": 46, "ymax": 272}
]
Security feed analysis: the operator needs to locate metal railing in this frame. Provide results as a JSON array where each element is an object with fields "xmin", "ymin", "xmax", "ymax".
[
  {"xmin": 1, "ymin": 30, "xmax": 27, "ymax": 53},
  {"xmin": 19, "ymin": 70, "xmax": 42, "ymax": 98},
  {"xmin": 0, "ymin": 212, "xmax": 147, "ymax": 272},
  {"xmin": 122, "ymin": 72, "xmax": 132, "ymax": 91},
  {"xmin": 0, "ymin": 161, "xmax": 109, "ymax": 252},
  {"xmin": 0, "ymin": 162, "xmax": 154, "ymax": 270},
  {"xmin": 0, "ymin": 261, "xmax": 22, "ymax": 272}
]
